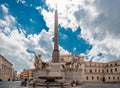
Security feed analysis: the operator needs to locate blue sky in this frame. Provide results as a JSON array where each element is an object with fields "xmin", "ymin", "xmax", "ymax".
[{"xmin": 0, "ymin": 0, "xmax": 120, "ymax": 72}]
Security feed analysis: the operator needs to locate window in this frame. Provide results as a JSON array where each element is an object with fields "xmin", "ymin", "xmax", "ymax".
[
  {"xmin": 107, "ymin": 69, "xmax": 109, "ymax": 73},
  {"xmin": 32, "ymin": 73, "xmax": 34, "ymax": 77},
  {"xmin": 99, "ymin": 69, "xmax": 100, "ymax": 73},
  {"xmin": 84, "ymin": 69, "xmax": 86, "ymax": 72},
  {"xmin": 115, "ymin": 63, "xmax": 117, "ymax": 66},
  {"xmin": 86, "ymin": 76, "xmax": 88, "ymax": 80},
  {"xmin": 117, "ymin": 77, "xmax": 119, "ymax": 80},
  {"xmin": 102, "ymin": 69, "xmax": 104, "ymax": 73},
  {"xmin": 113, "ymin": 76, "xmax": 115, "ymax": 80},
  {"xmin": 90, "ymin": 69, "xmax": 92, "ymax": 73},
  {"xmin": 97, "ymin": 76, "xmax": 99, "ymax": 80},
  {"xmin": 92, "ymin": 76, "xmax": 94, "ymax": 80},
  {"xmin": 115, "ymin": 68, "xmax": 117, "ymax": 72},
  {"xmin": 108, "ymin": 76, "xmax": 110, "ymax": 80},
  {"xmin": 95, "ymin": 69, "xmax": 97, "ymax": 73},
  {"xmin": 110, "ymin": 64, "xmax": 112, "ymax": 67},
  {"xmin": 106, "ymin": 64, "xmax": 108, "ymax": 67},
  {"xmin": 111, "ymin": 69, "xmax": 113, "ymax": 73}
]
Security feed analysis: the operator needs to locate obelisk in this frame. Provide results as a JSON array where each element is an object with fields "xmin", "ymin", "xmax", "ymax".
[{"xmin": 52, "ymin": 5, "xmax": 60, "ymax": 63}]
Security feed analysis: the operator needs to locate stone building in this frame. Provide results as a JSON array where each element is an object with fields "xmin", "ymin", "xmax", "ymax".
[
  {"xmin": 12, "ymin": 69, "xmax": 17, "ymax": 80},
  {"xmin": 20, "ymin": 69, "xmax": 29, "ymax": 79},
  {"xmin": 0, "ymin": 55, "xmax": 13, "ymax": 81},
  {"xmin": 60, "ymin": 55, "xmax": 84, "ymax": 63},
  {"xmin": 60, "ymin": 54, "xmax": 120, "ymax": 83},
  {"xmin": 82, "ymin": 61, "xmax": 105, "ymax": 82},
  {"xmin": 20, "ymin": 69, "xmax": 35, "ymax": 80},
  {"xmin": 104, "ymin": 60, "xmax": 120, "ymax": 82}
]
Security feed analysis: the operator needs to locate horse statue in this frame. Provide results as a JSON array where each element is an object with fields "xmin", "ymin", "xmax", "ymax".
[
  {"xmin": 34, "ymin": 55, "xmax": 49, "ymax": 70},
  {"xmin": 34, "ymin": 55, "xmax": 42, "ymax": 70}
]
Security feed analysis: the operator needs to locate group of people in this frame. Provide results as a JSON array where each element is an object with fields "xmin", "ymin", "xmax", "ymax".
[{"xmin": 21, "ymin": 78, "xmax": 28, "ymax": 86}]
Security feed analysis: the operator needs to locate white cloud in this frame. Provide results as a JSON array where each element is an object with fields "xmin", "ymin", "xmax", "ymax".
[
  {"xmin": 27, "ymin": 30, "xmax": 53, "ymax": 62},
  {"xmin": 30, "ymin": 18, "xmax": 32, "ymax": 22},
  {"xmin": 43, "ymin": 0, "xmax": 87, "ymax": 31},
  {"xmin": 0, "ymin": 29, "xmax": 34, "ymax": 72},
  {"xmin": 0, "ymin": 4, "xmax": 54, "ymax": 73},
  {"xmin": 17, "ymin": 0, "xmax": 26, "ymax": 4},
  {"xmin": 0, "ymin": 3, "xmax": 66, "ymax": 72},
  {"xmin": 80, "ymin": 0, "xmax": 120, "ymax": 62},
  {"xmin": 1, "ymin": 4, "xmax": 8, "ymax": 13},
  {"xmin": 43, "ymin": 0, "xmax": 120, "ymax": 62},
  {"xmin": 0, "ymin": 8, "xmax": 34, "ymax": 72},
  {"xmin": 0, "ymin": 4, "xmax": 16, "ymax": 35},
  {"xmin": 1, "ymin": 0, "xmax": 120, "ymax": 74}
]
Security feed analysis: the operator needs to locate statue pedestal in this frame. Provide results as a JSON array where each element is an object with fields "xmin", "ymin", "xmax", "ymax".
[{"xmin": 33, "ymin": 62, "xmax": 64, "ymax": 81}]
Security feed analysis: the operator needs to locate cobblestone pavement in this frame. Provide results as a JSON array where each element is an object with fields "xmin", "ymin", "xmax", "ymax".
[
  {"xmin": 0, "ymin": 81, "xmax": 120, "ymax": 88},
  {"xmin": 0, "ymin": 81, "xmax": 22, "ymax": 88},
  {"xmin": 72, "ymin": 83, "xmax": 120, "ymax": 88},
  {"xmin": 29, "ymin": 83, "xmax": 120, "ymax": 88}
]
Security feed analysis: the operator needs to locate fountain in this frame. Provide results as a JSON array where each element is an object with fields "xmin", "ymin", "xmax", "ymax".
[{"xmin": 28, "ymin": 5, "xmax": 82, "ymax": 88}]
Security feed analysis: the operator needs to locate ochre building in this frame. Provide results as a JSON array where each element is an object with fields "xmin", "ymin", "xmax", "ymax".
[
  {"xmin": 0, "ymin": 55, "xmax": 13, "ymax": 81},
  {"xmin": 20, "ymin": 69, "xmax": 35, "ymax": 80}
]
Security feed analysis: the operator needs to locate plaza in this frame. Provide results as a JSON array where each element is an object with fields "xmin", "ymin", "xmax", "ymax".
[{"xmin": 0, "ymin": 81, "xmax": 120, "ymax": 88}]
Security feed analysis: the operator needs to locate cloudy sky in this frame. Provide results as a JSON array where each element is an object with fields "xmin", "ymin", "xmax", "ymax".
[{"xmin": 0, "ymin": 0, "xmax": 120, "ymax": 72}]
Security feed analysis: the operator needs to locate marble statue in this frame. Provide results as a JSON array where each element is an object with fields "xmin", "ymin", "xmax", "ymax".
[{"xmin": 34, "ymin": 55, "xmax": 42, "ymax": 70}]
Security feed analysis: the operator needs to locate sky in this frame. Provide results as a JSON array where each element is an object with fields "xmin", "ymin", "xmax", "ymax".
[{"xmin": 0, "ymin": 0, "xmax": 120, "ymax": 73}]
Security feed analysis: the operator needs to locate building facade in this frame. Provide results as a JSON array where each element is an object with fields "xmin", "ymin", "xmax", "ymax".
[
  {"xmin": 104, "ymin": 61, "xmax": 120, "ymax": 82},
  {"xmin": 60, "ymin": 54, "xmax": 120, "ymax": 83},
  {"xmin": 12, "ymin": 69, "xmax": 17, "ymax": 80},
  {"xmin": 20, "ymin": 69, "xmax": 35, "ymax": 80},
  {"xmin": 0, "ymin": 55, "xmax": 13, "ymax": 81}
]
